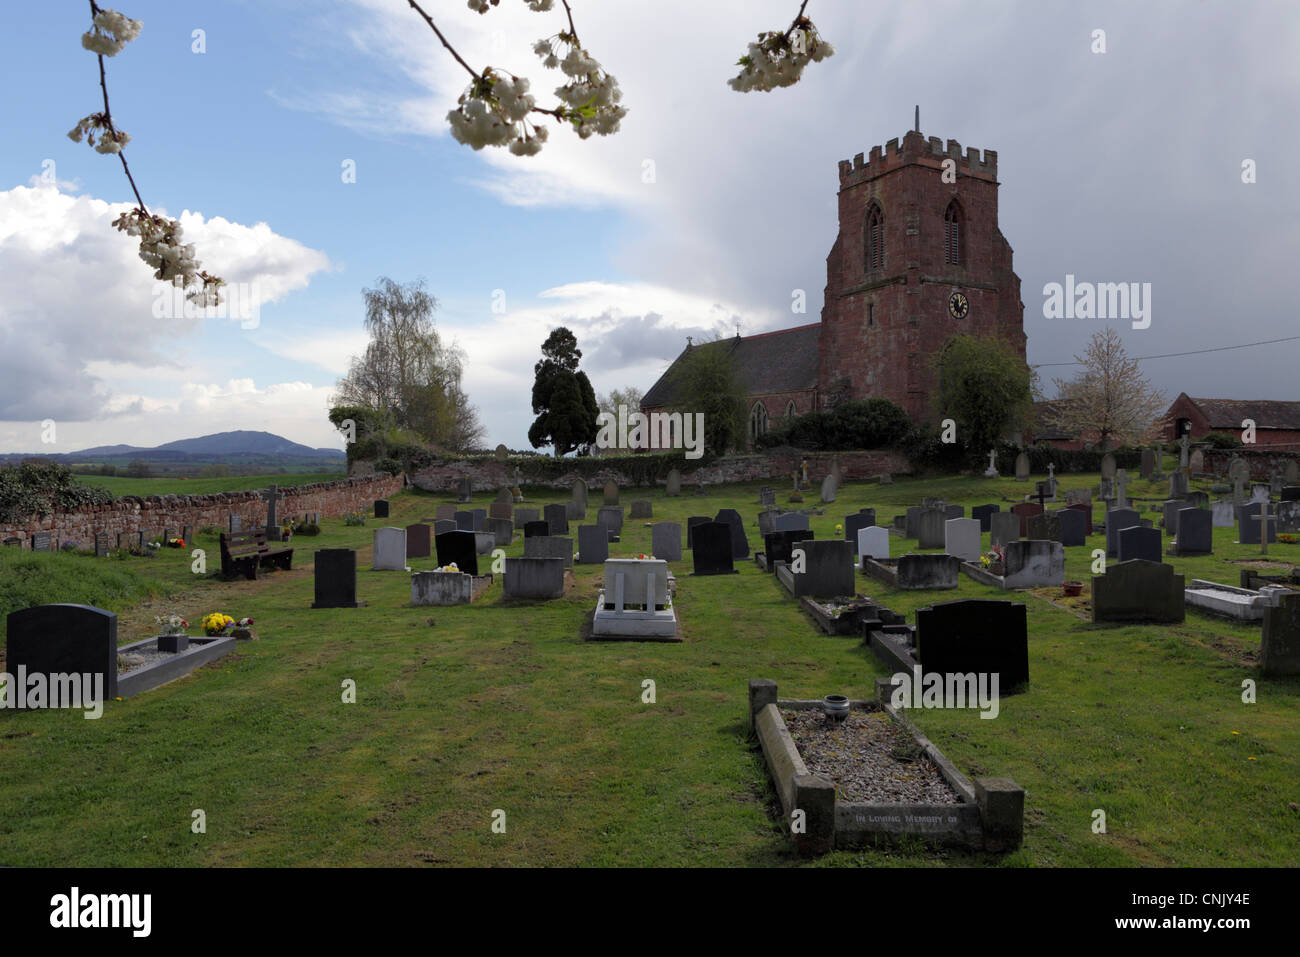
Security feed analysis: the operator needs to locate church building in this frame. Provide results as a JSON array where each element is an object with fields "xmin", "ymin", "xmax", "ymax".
[{"xmin": 642, "ymin": 122, "xmax": 1027, "ymax": 445}]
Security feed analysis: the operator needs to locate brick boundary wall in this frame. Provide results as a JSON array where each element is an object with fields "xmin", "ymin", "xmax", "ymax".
[
  {"xmin": 0, "ymin": 473, "xmax": 405, "ymax": 549},
  {"xmin": 1203, "ymin": 448, "xmax": 1300, "ymax": 482},
  {"xmin": 411, "ymin": 449, "xmax": 913, "ymax": 493}
]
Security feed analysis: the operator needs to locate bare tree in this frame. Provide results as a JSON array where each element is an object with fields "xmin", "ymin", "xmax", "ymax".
[
  {"xmin": 1050, "ymin": 327, "xmax": 1166, "ymax": 448},
  {"xmin": 332, "ymin": 277, "xmax": 484, "ymax": 450}
]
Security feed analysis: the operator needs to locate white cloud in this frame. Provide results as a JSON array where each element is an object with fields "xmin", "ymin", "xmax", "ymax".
[{"xmin": 0, "ymin": 181, "xmax": 332, "ymax": 427}]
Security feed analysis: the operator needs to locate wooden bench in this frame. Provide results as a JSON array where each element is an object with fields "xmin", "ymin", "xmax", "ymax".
[{"xmin": 219, "ymin": 531, "xmax": 294, "ymax": 580}]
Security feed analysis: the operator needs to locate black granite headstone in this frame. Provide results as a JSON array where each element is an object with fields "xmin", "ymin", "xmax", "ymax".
[
  {"xmin": 5, "ymin": 603, "xmax": 119, "ymax": 701},
  {"xmin": 713, "ymin": 508, "xmax": 750, "ymax": 560},
  {"xmin": 915, "ymin": 599, "xmax": 1029, "ymax": 693},
  {"xmin": 1174, "ymin": 507, "xmax": 1212, "ymax": 555},
  {"xmin": 1057, "ymin": 508, "xmax": 1087, "ymax": 547},
  {"xmin": 844, "ymin": 512, "xmax": 874, "ymax": 554},
  {"xmin": 763, "ymin": 529, "xmax": 813, "ymax": 573},
  {"xmin": 1117, "ymin": 525, "xmax": 1163, "ymax": 564},
  {"xmin": 971, "ymin": 504, "xmax": 1000, "ymax": 532},
  {"xmin": 686, "ymin": 516, "xmax": 710, "ymax": 548},
  {"xmin": 374, "ymin": 499, "xmax": 389, "ymax": 519},
  {"xmin": 32, "ymin": 532, "xmax": 51, "ymax": 552},
  {"xmin": 94, "ymin": 534, "xmax": 109, "ymax": 558},
  {"xmin": 691, "ymin": 522, "xmax": 737, "ymax": 575},
  {"xmin": 454, "ymin": 510, "xmax": 475, "ymax": 532},
  {"xmin": 523, "ymin": 520, "xmax": 549, "ymax": 538},
  {"xmin": 544, "ymin": 503, "xmax": 569, "ymax": 535},
  {"xmin": 435, "ymin": 530, "xmax": 478, "ymax": 576},
  {"xmin": 312, "ymin": 549, "xmax": 363, "ymax": 608}
]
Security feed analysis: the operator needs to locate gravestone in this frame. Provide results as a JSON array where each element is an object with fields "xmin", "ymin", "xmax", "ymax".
[
  {"xmin": 1065, "ymin": 488, "xmax": 1092, "ymax": 506},
  {"xmin": 1168, "ymin": 471, "xmax": 1189, "ymax": 498},
  {"xmin": 5, "ymin": 603, "xmax": 119, "ymax": 702},
  {"xmin": 651, "ymin": 522, "xmax": 682, "ymax": 562},
  {"xmin": 692, "ymin": 522, "xmax": 737, "ymax": 575},
  {"xmin": 405, "ymin": 523, "xmax": 432, "ymax": 559},
  {"xmin": 411, "ymin": 570, "xmax": 472, "ymax": 606},
  {"xmin": 572, "ymin": 478, "xmax": 589, "ymax": 515},
  {"xmin": 488, "ymin": 517, "xmax": 514, "ymax": 547},
  {"xmin": 629, "ymin": 501, "xmax": 653, "ymax": 519},
  {"xmin": 4, "ymin": 538, "xmax": 20, "ymax": 547},
  {"xmin": 596, "ymin": 507, "xmax": 625, "ymax": 538},
  {"xmin": 1100, "ymin": 453, "xmax": 1117, "ymax": 479},
  {"xmin": 1014, "ymin": 452, "xmax": 1030, "ymax": 482},
  {"xmin": 845, "ymin": 512, "xmax": 875, "ymax": 553},
  {"xmin": 1189, "ymin": 449, "xmax": 1205, "ymax": 474},
  {"xmin": 686, "ymin": 516, "xmax": 710, "ymax": 548},
  {"xmin": 454, "ymin": 510, "xmax": 475, "ymax": 532},
  {"xmin": 1065, "ymin": 502, "xmax": 1093, "ymax": 535},
  {"xmin": 1117, "ymin": 526, "xmax": 1162, "ymax": 564},
  {"xmin": 457, "ymin": 477, "xmax": 472, "ymax": 503},
  {"xmin": 763, "ymin": 529, "xmax": 808, "ymax": 572},
  {"xmin": 917, "ymin": 508, "xmax": 947, "ymax": 549},
  {"xmin": 577, "ymin": 525, "xmax": 609, "ymax": 564},
  {"xmin": 1211, "ymin": 501, "xmax": 1235, "ymax": 527},
  {"xmin": 1272, "ymin": 474, "xmax": 1286, "ymax": 498},
  {"xmin": 989, "ymin": 512, "xmax": 1021, "ymax": 548},
  {"xmin": 774, "ymin": 513, "xmax": 810, "ymax": 533},
  {"xmin": 1099, "ymin": 477, "xmax": 1114, "ymax": 500},
  {"xmin": 944, "ymin": 504, "xmax": 965, "ymax": 521},
  {"xmin": 879, "ymin": 473, "xmax": 892, "ymax": 484},
  {"xmin": 372, "ymin": 528, "xmax": 408, "ymax": 571},
  {"xmin": 759, "ymin": 486, "xmax": 776, "ymax": 508},
  {"xmin": 1092, "ymin": 560, "xmax": 1184, "ymax": 623},
  {"xmin": 503, "ymin": 558, "xmax": 565, "ymax": 599},
  {"xmin": 905, "ymin": 506, "xmax": 924, "ymax": 539},
  {"xmin": 312, "ymin": 549, "xmax": 362, "ymax": 608},
  {"xmin": 820, "ymin": 474, "xmax": 838, "ymax": 504},
  {"xmin": 665, "ymin": 470, "xmax": 681, "ymax": 497},
  {"xmin": 858, "ymin": 526, "xmax": 890, "ymax": 561},
  {"xmin": 1104, "ymin": 507, "xmax": 1141, "ymax": 558},
  {"xmin": 1002, "ymin": 540, "xmax": 1066, "ymax": 588},
  {"xmin": 495, "ymin": 488, "xmax": 513, "ymax": 505},
  {"xmin": 1114, "ymin": 469, "xmax": 1128, "ymax": 508},
  {"xmin": 1237, "ymin": 502, "xmax": 1277, "ymax": 545},
  {"xmin": 787, "ymin": 539, "xmax": 854, "ymax": 598},
  {"xmin": 971, "ymin": 504, "xmax": 1000, "ymax": 532},
  {"xmin": 713, "ymin": 508, "xmax": 750, "ymax": 560},
  {"xmin": 1184, "ymin": 490, "xmax": 1209, "ymax": 509},
  {"xmin": 1172, "ymin": 508, "xmax": 1212, "ymax": 556},
  {"xmin": 514, "ymin": 507, "xmax": 540, "ymax": 526},
  {"xmin": 944, "ymin": 518, "xmax": 981, "ymax": 562},
  {"xmin": 1162, "ymin": 500, "xmax": 1185, "ymax": 537},
  {"xmin": 544, "ymin": 503, "xmax": 569, "ymax": 535},
  {"xmin": 434, "ymin": 530, "xmax": 478, "ymax": 576},
  {"xmin": 916, "ymin": 599, "xmax": 1029, "ymax": 691},
  {"xmin": 117, "ymin": 531, "xmax": 131, "ymax": 550},
  {"xmin": 1260, "ymin": 593, "xmax": 1300, "ymax": 677},
  {"xmin": 1282, "ymin": 486, "xmax": 1300, "ymax": 503},
  {"xmin": 1140, "ymin": 447, "xmax": 1155, "ymax": 480},
  {"xmin": 470, "ymin": 508, "xmax": 487, "ymax": 531},
  {"xmin": 603, "ymin": 481, "xmax": 619, "ymax": 506},
  {"xmin": 94, "ymin": 534, "xmax": 109, "ymax": 558},
  {"xmin": 373, "ymin": 499, "xmax": 389, "ymax": 519},
  {"xmin": 1057, "ymin": 508, "xmax": 1087, "ymax": 546},
  {"xmin": 1009, "ymin": 503, "xmax": 1043, "ymax": 537},
  {"xmin": 523, "ymin": 520, "xmax": 549, "ymax": 538},
  {"xmin": 984, "ymin": 449, "xmax": 999, "ymax": 478},
  {"xmin": 1249, "ymin": 484, "xmax": 1270, "ymax": 505},
  {"xmin": 489, "ymin": 502, "xmax": 513, "ymax": 520},
  {"xmin": 757, "ymin": 510, "xmax": 778, "ymax": 538},
  {"xmin": 434, "ymin": 519, "xmax": 457, "ymax": 537},
  {"xmin": 1285, "ymin": 461, "xmax": 1300, "ymax": 487},
  {"xmin": 1026, "ymin": 513, "xmax": 1062, "ymax": 544},
  {"xmin": 524, "ymin": 535, "xmax": 573, "ymax": 568},
  {"xmin": 434, "ymin": 505, "xmax": 455, "ymax": 522},
  {"xmin": 182, "ymin": 525, "xmax": 193, "ymax": 544},
  {"xmin": 32, "ymin": 532, "xmax": 52, "ymax": 552},
  {"xmin": 229, "ymin": 515, "xmax": 243, "ymax": 533}
]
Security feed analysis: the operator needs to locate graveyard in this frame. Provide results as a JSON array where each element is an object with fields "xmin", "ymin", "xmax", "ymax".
[{"xmin": 2, "ymin": 465, "xmax": 1298, "ymax": 867}]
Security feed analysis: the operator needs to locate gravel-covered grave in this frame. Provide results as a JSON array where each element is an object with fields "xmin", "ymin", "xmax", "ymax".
[{"xmin": 781, "ymin": 707, "xmax": 961, "ymax": 805}]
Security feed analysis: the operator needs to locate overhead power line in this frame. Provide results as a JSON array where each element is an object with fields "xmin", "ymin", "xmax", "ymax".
[{"xmin": 1031, "ymin": 334, "xmax": 1300, "ymax": 369}]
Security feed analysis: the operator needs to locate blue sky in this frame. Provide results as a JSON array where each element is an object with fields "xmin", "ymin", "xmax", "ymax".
[{"xmin": 1, "ymin": 0, "xmax": 1297, "ymax": 454}]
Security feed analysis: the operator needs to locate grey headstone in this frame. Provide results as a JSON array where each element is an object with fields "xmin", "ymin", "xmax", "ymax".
[
  {"xmin": 629, "ymin": 500, "xmax": 653, "ymax": 519},
  {"xmin": 503, "ymin": 557, "xmax": 565, "ymax": 599},
  {"xmin": 651, "ymin": 523, "xmax": 682, "ymax": 562},
  {"xmin": 94, "ymin": 534, "xmax": 109, "ymax": 558},
  {"xmin": 665, "ymin": 470, "xmax": 681, "ymax": 497},
  {"xmin": 489, "ymin": 517, "xmax": 514, "ymax": 547},
  {"xmin": 1261, "ymin": 593, "xmax": 1300, "ymax": 676},
  {"xmin": 774, "ymin": 512, "xmax": 810, "ymax": 533},
  {"xmin": 1105, "ymin": 507, "xmax": 1140, "ymax": 558},
  {"xmin": 989, "ymin": 512, "xmax": 1021, "ymax": 548},
  {"xmin": 4, "ymin": 603, "xmax": 119, "ymax": 701},
  {"xmin": 1173, "ymin": 508, "xmax": 1212, "ymax": 555},
  {"xmin": 1014, "ymin": 452, "xmax": 1030, "ymax": 481},
  {"xmin": 1026, "ymin": 513, "xmax": 1062, "ymax": 543},
  {"xmin": 1117, "ymin": 526, "xmax": 1162, "ymax": 564},
  {"xmin": 372, "ymin": 527, "xmax": 408, "ymax": 571},
  {"xmin": 917, "ymin": 508, "xmax": 946, "ymax": 549},
  {"xmin": 1140, "ymin": 447, "xmax": 1155, "ymax": 480},
  {"xmin": 1057, "ymin": 508, "xmax": 1087, "ymax": 546},
  {"xmin": 1100, "ymin": 453, "xmax": 1117, "ymax": 479},
  {"xmin": 544, "ymin": 503, "xmax": 569, "ymax": 535},
  {"xmin": 1092, "ymin": 560, "xmax": 1184, "ymax": 623},
  {"xmin": 603, "ymin": 481, "xmax": 619, "ymax": 506},
  {"xmin": 944, "ymin": 518, "xmax": 981, "ymax": 562},
  {"xmin": 1238, "ymin": 502, "xmax": 1278, "ymax": 544},
  {"xmin": 32, "ymin": 532, "xmax": 51, "ymax": 552},
  {"xmin": 577, "ymin": 525, "xmax": 609, "ymax": 564},
  {"xmin": 524, "ymin": 535, "xmax": 573, "ymax": 568}
]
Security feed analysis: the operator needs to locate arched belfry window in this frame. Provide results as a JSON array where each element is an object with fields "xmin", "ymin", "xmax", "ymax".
[
  {"xmin": 864, "ymin": 203, "xmax": 884, "ymax": 270},
  {"xmin": 750, "ymin": 402, "xmax": 769, "ymax": 440},
  {"xmin": 944, "ymin": 200, "xmax": 962, "ymax": 265}
]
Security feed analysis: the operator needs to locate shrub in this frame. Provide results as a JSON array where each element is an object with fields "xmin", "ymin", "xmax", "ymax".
[
  {"xmin": 1200, "ymin": 431, "xmax": 1243, "ymax": 450},
  {"xmin": 344, "ymin": 513, "xmax": 367, "ymax": 526},
  {"xmin": 374, "ymin": 458, "xmax": 404, "ymax": 476},
  {"xmin": 0, "ymin": 462, "xmax": 115, "ymax": 524}
]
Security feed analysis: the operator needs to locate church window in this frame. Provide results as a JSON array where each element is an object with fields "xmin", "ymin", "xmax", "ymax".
[
  {"xmin": 785, "ymin": 400, "xmax": 797, "ymax": 419},
  {"xmin": 944, "ymin": 200, "xmax": 962, "ymax": 265},
  {"xmin": 750, "ymin": 402, "xmax": 769, "ymax": 440},
  {"xmin": 865, "ymin": 203, "xmax": 884, "ymax": 270}
]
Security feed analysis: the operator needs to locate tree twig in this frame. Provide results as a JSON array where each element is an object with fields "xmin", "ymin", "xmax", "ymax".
[{"xmin": 88, "ymin": 0, "xmax": 147, "ymax": 213}]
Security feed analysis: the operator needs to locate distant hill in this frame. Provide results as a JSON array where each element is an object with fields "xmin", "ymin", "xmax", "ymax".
[{"xmin": 0, "ymin": 430, "xmax": 346, "ymax": 473}]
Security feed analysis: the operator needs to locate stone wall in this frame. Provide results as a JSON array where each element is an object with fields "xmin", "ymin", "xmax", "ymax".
[
  {"xmin": 0, "ymin": 473, "xmax": 404, "ymax": 549},
  {"xmin": 1203, "ymin": 448, "xmax": 1300, "ymax": 482},
  {"xmin": 411, "ymin": 449, "xmax": 911, "ymax": 493}
]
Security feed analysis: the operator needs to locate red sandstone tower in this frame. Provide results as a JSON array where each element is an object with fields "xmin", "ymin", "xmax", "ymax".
[{"xmin": 816, "ymin": 128, "xmax": 1027, "ymax": 421}]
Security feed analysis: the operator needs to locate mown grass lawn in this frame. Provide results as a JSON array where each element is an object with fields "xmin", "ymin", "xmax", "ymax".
[
  {"xmin": 1, "ymin": 471, "xmax": 1297, "ymax": 867},
  {"xmin": 77, "ymin": 472, "xmax": 345, "ymax": 497}
]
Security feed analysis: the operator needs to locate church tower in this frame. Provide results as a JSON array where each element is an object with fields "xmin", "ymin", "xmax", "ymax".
[{"xmin": 816, "ymin": 124, "xmax": 1026, "ymax": 421}]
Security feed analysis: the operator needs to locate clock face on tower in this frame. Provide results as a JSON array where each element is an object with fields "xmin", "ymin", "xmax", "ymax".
[{"xmin": 948, "ymin": 291, "xmax": 970, "ymax": 319}]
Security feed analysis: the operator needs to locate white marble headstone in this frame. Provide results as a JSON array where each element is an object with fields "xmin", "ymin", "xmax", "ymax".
[
  {"xmin": 858, "ymin": 526, "xmax": 890, "ymax": 560},
  {"xmin": 372, "ymin": 527, "xmax": 409, "ymax": 571}
]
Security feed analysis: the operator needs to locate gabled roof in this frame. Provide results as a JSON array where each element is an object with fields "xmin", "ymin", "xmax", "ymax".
[
  {"xmin": 642, "ymin": 324, "xmax": 821, "ymax": 409},
  {"xmin": 1182, "ymin": 396, "xmax": 1300, "ymax": 431}
]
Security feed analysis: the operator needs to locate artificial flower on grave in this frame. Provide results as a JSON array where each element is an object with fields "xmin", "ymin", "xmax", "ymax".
[
  {"xmin": 154, "ymin": 614, "xmax": 188, "ymax": 635},
  {"xmin": 835, "ymin": 524, "xmax": 843, "ymax": 536},
  {"xmin": 201, "ymin": 612, "xmax": 235, "ymax": 636},
  {"xmin": 167, "ymin": 538, "xmax": 185, "ymax": 548}
]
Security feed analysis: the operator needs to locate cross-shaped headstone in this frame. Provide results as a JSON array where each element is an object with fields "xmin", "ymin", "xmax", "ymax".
[
  {"xmin": 1253, "ymin": 500, "xmax": 1275, "ymax": 555},
  {"xmin": 1034, "ymin": 484, "xmax": 1048, "ymax": 510},
  {"xmin": 1179, "ymin": 432, "xmax": 1190, "ymax": 468}
]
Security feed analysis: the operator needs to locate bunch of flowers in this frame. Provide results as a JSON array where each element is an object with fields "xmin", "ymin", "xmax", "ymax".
[
  {"xmin": 154, "ymin": 614, "xmax": 188, "ymax": 635},
  {"xmin": 535, "ymin": 34, "xmax": 626, "ymax": 140},
  {"xmin": 447, "ymin": 69, "xmax": 547, "ymax": 155},
  {"xmin": 167, "ymin": 537, "xmax": 185, "ymax": 548},
  {"xmin": 145, "ymin": 541, "xmax": 161, "ymax": 551},
  {"xmin": 437, "ymin": 563, "xmax": 461, "ymax": 573},
  {"xmin": 728, "ymin": 16, "xmax": 834, "ymax": 93},
  {"xmin": 109, "ymin": 209, "xmax": 224, "ymax": 306},
  {"xmin": 834, "ymin": 523, "xmax": 843, "ymax": 536},
  {"xmin": 80, "ymin": 6, "xmax": 142, "ymax": 57},
  {"xmin": 201, "ymin": 612, "xmax": 235, "ymax": 636}
]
